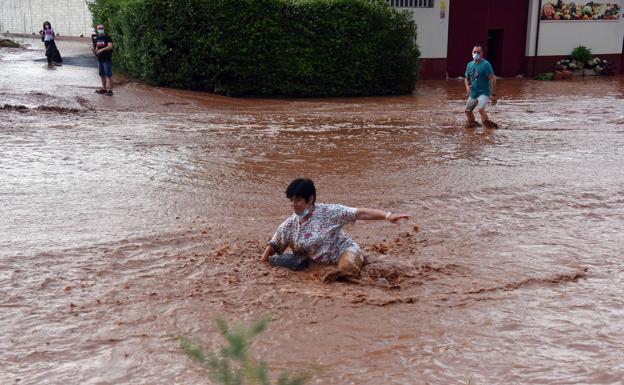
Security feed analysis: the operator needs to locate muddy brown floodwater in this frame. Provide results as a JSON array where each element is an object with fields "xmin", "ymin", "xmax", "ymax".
[{"xmin": 2, "ymin": 36, "xmax": 624, "ymax": 385}]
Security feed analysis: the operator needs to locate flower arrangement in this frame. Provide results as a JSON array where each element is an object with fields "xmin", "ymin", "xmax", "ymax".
[
  {"xmin": 554, "ymin": 46, "xmax": 617, "ymax": 76},
  {"xmin": 553, "ymin": 48, "xmax": 617, "ymax": 77},
  {"xmin": 587, "ymin": 57, "xmax": 608, "ymax": 71},
  {"xmin": 588, "ymin": 57, "xmax": 617, "ymax": 75},
  {"xmin": 555, "ymin": 59, "xmax": 583, "ymax": 71},
  {"xmin": 556, "ymin": 57, "xmax": 616, "ymax": 75}
]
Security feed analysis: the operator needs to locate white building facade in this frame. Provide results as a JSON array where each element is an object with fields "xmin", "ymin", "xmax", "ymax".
[
  {"xmin": 2, "ymin": 0, "xmax": 623, "ymax": 78},
  {"xmin": 389, "ymin": 0, "xmax": 624, "ymax": 78},
  {"xmin": 0, "ymin": 0, "xmax": 93, "ymax": 37}
]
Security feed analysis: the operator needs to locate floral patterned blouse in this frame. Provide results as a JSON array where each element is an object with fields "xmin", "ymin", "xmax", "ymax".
[{"xmin": 270, "ymin": 203, "xmax": 359, "ymax": 263}]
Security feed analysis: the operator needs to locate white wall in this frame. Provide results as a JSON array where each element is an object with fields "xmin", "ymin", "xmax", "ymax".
[
  {"xmin": 539, "ymin": 21, "xmax": 624, "ymax": 55},
  {"xmin": 0, "ymin": 0, "xmax": 93, "ymax": 37},
  {"xmin": 526, "ymin": 0, "xmax": 540, "ymax": 56},
  {"xmin": 526, "ymin": 0, "xmax": 624, "ymax": 56},
  {"xmin": 397, "ymin": 0, "xmax": 449, "ymax": 58}
]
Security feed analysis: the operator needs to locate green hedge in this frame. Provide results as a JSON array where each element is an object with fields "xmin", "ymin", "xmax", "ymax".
[{"xmin": 90, "ymin": 0, "xmax": 420, "ymax": 97}]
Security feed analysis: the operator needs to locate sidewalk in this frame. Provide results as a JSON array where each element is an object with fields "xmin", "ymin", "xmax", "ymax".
[{"xmin": 0, "ymin": 34, "xmax": 101, "ymax": 109}]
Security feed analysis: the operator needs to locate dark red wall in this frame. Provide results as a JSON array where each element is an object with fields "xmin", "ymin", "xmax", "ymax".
[
  {"xmin": 419, "ymin": 58, "xmax": 447, "ymax": 79},
  {"xmin": 447, "ymin": 0, "xmax": 530, "ymax": 78}
]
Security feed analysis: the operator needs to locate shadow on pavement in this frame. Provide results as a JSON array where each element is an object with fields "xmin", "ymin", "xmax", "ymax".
[{"xmin": 33, "ymin": 53, "xmax": 97, "ymax": 68}]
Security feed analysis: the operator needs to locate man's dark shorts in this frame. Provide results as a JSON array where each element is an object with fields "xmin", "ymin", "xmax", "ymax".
[{"xmin": 98, "ymin": 61, "xmax": 113, "ymax": 78}]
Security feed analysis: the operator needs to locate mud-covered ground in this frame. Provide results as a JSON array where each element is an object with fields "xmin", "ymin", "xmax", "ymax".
[{"xmin": 1, "ymin": 36, "xmax": 624, "ymax": 385}]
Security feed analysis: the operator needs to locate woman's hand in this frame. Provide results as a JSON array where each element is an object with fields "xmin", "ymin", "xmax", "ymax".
[
  {"xmin": 386, "ymin": 212, "xmax": 410, "ymax": 224},
  {"xmin": 356, "ymin": 208, "xmax": 410, "ymax": 223},
  {"xmin": 260, "ymin": 245, "xmax": 274, "ymax": 263}
]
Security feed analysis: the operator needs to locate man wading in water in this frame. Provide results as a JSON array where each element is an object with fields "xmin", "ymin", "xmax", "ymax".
[
  {"xmin": 464, "ymin": 45, "xmax": 498, "ymax": 129},
  {"xmin": 260, "ymin": 178, "xmax": 410, "ymax": 283}
]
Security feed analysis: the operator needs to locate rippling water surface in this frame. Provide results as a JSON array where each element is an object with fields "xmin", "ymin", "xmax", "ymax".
[{"xmin": 1, "ymin": 37, "xmax": 624, "ymax": 384}]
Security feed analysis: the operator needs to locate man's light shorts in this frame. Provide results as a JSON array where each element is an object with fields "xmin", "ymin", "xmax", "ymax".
[{"xmin": 465, "ymin": 95, "xmax": 489, "ymax": 112}]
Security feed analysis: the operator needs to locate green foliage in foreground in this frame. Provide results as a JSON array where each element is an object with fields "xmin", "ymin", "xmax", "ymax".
[
  {"xmin": 180, "ymin": 316, "xmax": 311, "ymax": 385},
  {"xmin": 89, "ymin": 0, "xmax": 420, "ymax": 97},
  {"xmin": 534, "ymin": 72, "xmax": 554, "ymax": 81}
]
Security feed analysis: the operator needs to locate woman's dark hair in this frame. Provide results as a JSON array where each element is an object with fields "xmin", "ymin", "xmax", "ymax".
[
  {"xmin": 43, "ymin": 21, "xmax": 51, "ymax": 29},
  {"xmin": 286, "ymin": 178, "xmax": 316, "ymax": 203}
]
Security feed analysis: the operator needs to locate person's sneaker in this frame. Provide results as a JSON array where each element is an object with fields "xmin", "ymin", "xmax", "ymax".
[
  {"xmin": 53, "ymin": 62, "xmax": 63, "ymax": 67},
  {"xmin": 268, "ymin": 253, "xmax": 309, "ymax": 271},
  {"xmin": 106, "ymin": 90, "xmax": 114, "ymax": 96},
  {"xmin": 483, "ymin": 120, "xmax": 499, "ymax": 129},
  {"xmin": 464, "ymin": 121, "xmax": 482, "ymax": 128},
  {"xmin": 95, "ymin": 88, "xmax": 107, "ymax": 94}
]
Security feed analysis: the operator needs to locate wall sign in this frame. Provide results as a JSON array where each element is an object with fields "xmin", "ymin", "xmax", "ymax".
[{"xmin": 541, "ymin": 1, "xmax": 620, "ymax": 21}]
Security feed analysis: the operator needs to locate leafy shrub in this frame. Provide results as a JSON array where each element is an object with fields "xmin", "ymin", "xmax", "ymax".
[
  {"xmin": 89, "ymin": 0, "xmax": 420, "ymax": 96},
  {"xmin": 0, "ymin": 39, "xmax": 21, "ymax": 48},
  {"xmin": 180, "ymin": 316, "xmax": 312, "ymax": 385},
  {"xmin": 88, "ymin": 0, "xmax": 128, "ymax": 29},
  {"xmin": 570, "ymin": 45, "xmax": 593, "ymax": 66},
  {"xmin": 534, "ymin": 72, "xmax": 554, "ymax": 81}
]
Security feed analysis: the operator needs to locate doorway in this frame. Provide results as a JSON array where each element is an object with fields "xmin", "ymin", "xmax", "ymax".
[{"xmin": 487, "ymin": 29, "xmax": 503, "ymax": 75}]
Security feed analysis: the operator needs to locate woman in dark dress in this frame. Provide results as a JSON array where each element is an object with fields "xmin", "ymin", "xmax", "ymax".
[{"xmin": 39, "ymin": 21, "xmax": 62, "ymax": 68}]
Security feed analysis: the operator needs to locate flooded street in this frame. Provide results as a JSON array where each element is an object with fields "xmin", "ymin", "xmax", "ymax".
[{"xmin": 2, "ymin": 36, "xmax": 624, "ymax": 385}]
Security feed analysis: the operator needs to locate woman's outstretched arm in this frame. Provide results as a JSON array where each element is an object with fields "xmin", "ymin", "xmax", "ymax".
[{"xmin": 355, "ymin": 208, "xmax": 410, "ymax": 224}]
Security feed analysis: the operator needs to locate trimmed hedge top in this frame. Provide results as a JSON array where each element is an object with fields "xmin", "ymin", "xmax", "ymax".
[{"xmin": 90, "ymin": 0, "xmax": 420, "ymax": 97}]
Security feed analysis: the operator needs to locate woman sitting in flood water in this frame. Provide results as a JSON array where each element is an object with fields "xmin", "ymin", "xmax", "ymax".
[{"xmin": 260, "ymin": 178, "xmax": 410, "ymax": 282}]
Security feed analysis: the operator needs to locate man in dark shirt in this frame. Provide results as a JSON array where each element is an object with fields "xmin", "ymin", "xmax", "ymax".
[{"xmin": 93, "ymin": 24, "xmax": 114, "ymax": 96}]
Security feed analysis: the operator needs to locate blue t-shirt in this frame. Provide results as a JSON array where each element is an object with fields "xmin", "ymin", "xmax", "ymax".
[{"xmin": 465, "ymin": 59, "xmax": 494, "ymax": 99}]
